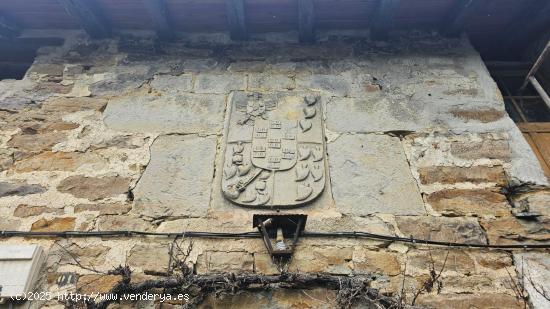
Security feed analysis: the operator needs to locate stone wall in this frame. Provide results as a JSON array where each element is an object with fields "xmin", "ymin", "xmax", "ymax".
[{"xmin": 0, "ymin": 31, "xmax": 549, "ymax": 308}]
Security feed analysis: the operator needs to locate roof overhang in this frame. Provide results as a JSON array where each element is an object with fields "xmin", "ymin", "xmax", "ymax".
[{"xmin": 0, "ymin": 0, "xmax": 549, "ymax": 59}]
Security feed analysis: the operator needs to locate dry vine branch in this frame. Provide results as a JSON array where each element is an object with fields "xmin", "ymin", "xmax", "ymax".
[
  {"xmin": 396, "ymin": 255, "xmax": 408, "ymax": 307},
  {"xmin": 525, "ymin": 267, "xmax": 550, "ymax": 302},
  {"xmin": 55, "ymin": 242, "xmax": 106, "ymax": 275},
  {"xmin": 505, "ymin": 260, "xmax": 529, "ymax": 309},
  {"xmin": 410, "ymin": 249, "xmax": 449, "ymax": 306},
  {"xmin": 62, "ymin": 240, "xmax": 420, "ymax": 309},
  {"xmin": 74, "ymin": 271, "xmax": 408, "ymax": 309},
  {"xmin": 507, "ymin": 257, "xmax": 550, "ymax": 308}
]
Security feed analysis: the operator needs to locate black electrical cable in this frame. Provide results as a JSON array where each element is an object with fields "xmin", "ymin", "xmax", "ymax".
[
  {"xmin": 302, "ymin": 231, "xmax": 550, "ymax": 249},
  {"xmin": 0, "ymin": 230, "xmax": 260, "ymax": 239},
  {"xmin": 1, "ymin": 230, "xmax": 549, "ymax": 250}
]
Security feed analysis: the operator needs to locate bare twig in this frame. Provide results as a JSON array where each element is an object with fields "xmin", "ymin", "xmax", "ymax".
[
  {"xmin": 525, "ymin": 266, "xmax": 550, "ymax": 301},
  {"xmin": 410, "ymin": 249, "xmax": 449, "ymax": 306},
  {"xmin": 505, "ymin": 262, "xmax": 528, "ymax": 309},
  {"xmin": 55, "ymin": 242, "xmax": 106, "ymax": 275},
  {"xmin": 396, "ymin": 256, "xmax": 408, "ymax": 308}
]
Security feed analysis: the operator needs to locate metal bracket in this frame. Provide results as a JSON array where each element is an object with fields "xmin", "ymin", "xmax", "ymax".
[{"xmin": 253, "ymin": 214, "xmax": 307, "ymax": 262}]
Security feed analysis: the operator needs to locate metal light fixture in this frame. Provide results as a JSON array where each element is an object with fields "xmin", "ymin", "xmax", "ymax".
[{"xmin": 253, "ymin": 214, "xmax": 307, "ymax": 262}]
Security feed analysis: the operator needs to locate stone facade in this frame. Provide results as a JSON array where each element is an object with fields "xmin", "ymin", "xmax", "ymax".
[{"xmin": 0, "ymin": 31, "xmax": 549, "ymax": 308}]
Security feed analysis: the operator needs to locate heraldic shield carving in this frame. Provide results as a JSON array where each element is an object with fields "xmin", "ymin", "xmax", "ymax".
[{"xmin": 222, "ymin": 91, "xmax": 326, "ymax": 208}]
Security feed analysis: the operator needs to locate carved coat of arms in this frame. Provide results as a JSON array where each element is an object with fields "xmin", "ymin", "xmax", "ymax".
[{"xmin": 222, "ymin": 91, "xmax": 326, "ymax": 208}]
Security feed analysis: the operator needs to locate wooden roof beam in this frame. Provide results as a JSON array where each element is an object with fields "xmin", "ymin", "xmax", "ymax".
[
  {"xmin": 0, "ymin": 14, "xmax": 19, "ymax": 39},
  {"xmin": 441, "ymin": 0, "xmax": 485, "ymax": 38},
  {"xmin": 143, "ymin": 0, "xmax": 174, "ymax": 41},
  {"xmin": 57, "ymin": 0, "xmax": 110, "ymax": 39},
  {"xmin": 225, "ymin": 0, "xmax": 248, "ymax": 41},
  {"xmin": 371, "ymin": 0, "xmax": 399, "ymax": 41},
  {"xmin": 298, "ymin": 0, "xmax": 315, "ymax": 44}
]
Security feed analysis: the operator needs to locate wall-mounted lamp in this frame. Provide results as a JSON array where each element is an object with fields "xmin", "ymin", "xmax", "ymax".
[{"xmin": 253, "ymin": 214, "xmax": 307, "ymax": 262}]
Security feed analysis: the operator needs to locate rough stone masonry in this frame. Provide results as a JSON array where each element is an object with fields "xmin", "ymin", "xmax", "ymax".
[{"xmin": 0, "ymin": 30, "xmax": 549, "ymax": 308}]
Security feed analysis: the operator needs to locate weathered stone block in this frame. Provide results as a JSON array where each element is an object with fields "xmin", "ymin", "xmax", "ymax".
[
  {"xmin": 103, "ymin": 92, "xmax": 225, "ymax": 134},
  {"xmin": 353, "ymin": 248, "xmax": 401, "ymax": 276},
  {"xmin": 150, "ymin": 74, "xmax": 193, "ymax": 93},
  {"xmin": 248, "ymin": 73, "xmax": 294, "ymax": 91},
  {"xmin": 440, "ymin": 275, "xmax": 499, "ymax": 293},
  {"xmin": 271, "ymin": 289, "xmax": 337, "ymax": 309},
  {"xmin": 31, "ymin": 217, "xmax": 75, "ymax": 232},
  {"xmin": 40, "ymin": 121, "xmax": 79, "ymax": 132},
  {"xmin": 8, "ymin": 131, "xmax": 67, "ymax": 153},
  {"xmin": 0, "ymin": 181, "xmax": 46, "ymax": 197},
  {"xmin": 418, "ymin": 166, "xmax": 507, "ymax": 185},
  {"xmin": 57, "ymin": 175, "xmax": 131, "ymax": 200},
  {"xmin": 396, "ymin": 216, "xmax": 487, "ymax": 245},
  {"xmin": 14, "ymin": 151, "xmax": 105, "ymax": 172},
  {"xmin": 480, "ymin": 217, "xmax": 550, "ymax": 245},
  {"xmin": 133, "ymin": 135, "xmax": 216, "ymax": 218},
  {"xmin": 0, "ymin": 219, "xmax": 20, "ymax": 230},
  {"xmin": 323, "ymin": 76, "xmax": 510, "ymax": 133},
  {"xmin": 77, "ymin": 275, "xmax": 121, "ymax": 294},
  {"xmin": 127, "ymin": 243, "xmax": 170, "ymax": 274},
  {"xmin": 513, "ymin": 252, "xmax": 550, "ymax": 309},
  {"xmin": 296, "ymin": 75, "xmax": 352, "ymax": 97},
  {"xmin": 97, "ymin": 215, "xmax": 151, "ymax": 231},
  {"xmin": 199, "ymin": 293, "xmax": 271, "ymax": 309},
  {"xmin": 407, "ymin": 249, "xmax": 475, "ymax": 274},
  {"xmin": 0, "ymin": 149, "xmax": 14, "ymax": 171},
  {"xmin": 200, "ymin": 289, "xmax": 338, "ymax": 309},
  {"xmin": 449, "ymin": 108, "xmax": 505, "ymax": 123},
  {"xmin": 28, "ymin": 63, "xmax": 65, "ymax": 77},
  {"xmin": 326, "ymin": 97, "xmax": 426, "ymax": 133},
  {"xmin": 427, "ymin": 189, "xmax": 510, "ymax": 217},
  {"xmin": 0, "ymin": 78, "xmax": 35, "ymax": 109},
  {"xmin": 304, "ymin": 215, "xmax": 395, "ymax": 236},
  {"xmin": 89, "ymin": 65, "xmax": 153, "ymax": 96},
  {"xmin": 290, "ymin": 246, "xmax": 353, "ymax": 274},
  {"xmin": 450, "ymin": 139, "xmax": 510, "ymax": 160},
  {"xmin": 41, "ymin": 97, "xmax": 108, "ymax": 113},
  {"xmin": 195, "ymin": 74, "xmax": 245, "ymax": 94},
  {"xmin": 57, "ymin": 243, "xmax": 111, "ymax": 266},
  {"xmin": 32, "ymin": 81, "xmax": 73, "ymax": 95},
  {"xmin": 13, "ymin": 205, "xmax": 63, "ymax": 218},
  {"xmin": 253, "ymin": 252, "xmax": 279, "ymax": 275},
  {"xmin": 416, "ymin": 293, "xmax": 523, "ymax": 309},
  {"xmin": 0, "ymin": 97, "xmax": 35, "ymax": 111},
  {"xmin": 512, "ymin": 190, "xmax": 550, "ymax": 216},
  {"xmin": 74, "ymin": 203, "xmax": 132, "ymax": 215},
  {"xmin": 328, "ymin": 134, "xmax": 425, "ymax": 215},
  {"xmin": 196, "ymin": 251, "xmax": 254, "ymax": 274},
  {"xmin": 469, "ymin": 251, "xmax": 512, "ymax": 270}
]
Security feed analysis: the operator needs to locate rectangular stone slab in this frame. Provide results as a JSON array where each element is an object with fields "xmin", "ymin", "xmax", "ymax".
[{"xmin": 328, "ymin": 134, "xmax": 426, "ymax": 215}]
